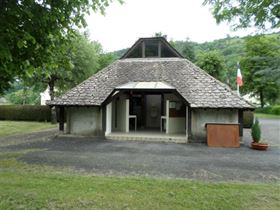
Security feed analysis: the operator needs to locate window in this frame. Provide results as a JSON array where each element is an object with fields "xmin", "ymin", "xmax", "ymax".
[
  {"xmin": 127, "ymin": 44, "xmax": 142, "ymax": 58},
  {"xmin": 145, "ymin": 40, "xmax": 159, "ymax": 57}
]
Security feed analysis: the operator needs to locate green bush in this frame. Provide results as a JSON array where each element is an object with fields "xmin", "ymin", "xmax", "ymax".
[
  {"xmin": 255, "ymin": 105, "xmax": 280, "ymax": 115},
  {"xmin": 251, "ymin": 118, "xmax": 261, "ymax": 142},
  {"xmin": 243, "ymin": 111, "xmax": 254, "ymax": 128},
  {"xmin": 270, "ymin": 105, "xmax": 280, "ymax": 115},
  {"xmin": 0, "ymin": 105, "xmax": 51, "ymax": 121},
  {"xmin": 255, "ymin": 107, "xmax": 271, "ymax": 114}
]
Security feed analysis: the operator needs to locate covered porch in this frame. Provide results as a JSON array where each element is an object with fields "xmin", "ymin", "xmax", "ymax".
[{"xmin": 104, "ymin": 82, "xmax": 191, "ymax": 143}]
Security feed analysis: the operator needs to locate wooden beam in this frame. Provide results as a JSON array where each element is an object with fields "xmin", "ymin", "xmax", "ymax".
[
  {"xmin": 238, "ymin": 109, "xmax": 243, "ymax": 137},
  {"xmin": 102, "ymin": 106, "xmax": 106, "ymax": 134},
  {"xmin": 59, "ymin": 106, "xmax": 64, "ymax": 132},
  {"xmin": 158, "ymin": 41, "xmax": 161, "ymax": 57},
  {"xmin": 142, "ymin": 41, "xmax": 145, "ymax": 58},
  {"xmin": 188, "ymin": 106, "xmax": 192, "ymax": 138}
]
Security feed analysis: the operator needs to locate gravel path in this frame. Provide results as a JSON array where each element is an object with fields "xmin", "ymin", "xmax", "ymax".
[{"xmin": 1, "ymin": 118, "xmax": 279, "ymax": 182}]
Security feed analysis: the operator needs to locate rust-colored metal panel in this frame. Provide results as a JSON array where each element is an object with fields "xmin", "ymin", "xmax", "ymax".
[{"xmin": 206, "ymin": 123, "xmax": 240, "ymax": 148}]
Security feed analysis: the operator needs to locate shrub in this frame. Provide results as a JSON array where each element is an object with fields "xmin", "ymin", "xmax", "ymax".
[
  {"xmin": 243, "ymin": 111, "xmax": 254, "ymax": 128},
  {"xmin": 255, "ymin": 105, "xmax": 280, "ymax": 115},
  {"xmin": 255, "ymin": 106, "xmax": 271, "ymax": 114},
  {"xmin": 270, "ymin": 105, "xmax": 280, "ymax": 115},
  {"xmin": 0, "ymin": 105, "xmax": 51, "ymax": 121},
  {"xmin": 251, "ymin": 118, "xmax": 261, "ymax": 142}
]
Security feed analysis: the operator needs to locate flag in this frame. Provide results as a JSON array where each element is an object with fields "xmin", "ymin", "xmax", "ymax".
[{"xmin": 236, "ymin": 63, "xmax": 243, "ymax": 87}]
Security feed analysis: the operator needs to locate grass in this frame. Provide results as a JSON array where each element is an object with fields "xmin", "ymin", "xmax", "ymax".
[
  {"xmin": 0, "ymin": 123, "xmax": 279, "ymax": 209},
  {"xmin": 0, "ymin": 153, "xmax": 279, "ymax": 210},
  {"xmin": 0, "ymin": 121, "xmax": 56, "ymax": 137},
  {"xmin": 255, "ymin": 113, "xmax": 280, "ymax": 119}
]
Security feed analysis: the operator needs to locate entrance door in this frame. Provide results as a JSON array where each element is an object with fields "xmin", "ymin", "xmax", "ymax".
[
  {"xmin": 129, "ymin": 94, "xmax": 162, "ymax": 130},
  {"xmin": 145, "ymin": 95, "xmax": 161, "ymax": 129}
]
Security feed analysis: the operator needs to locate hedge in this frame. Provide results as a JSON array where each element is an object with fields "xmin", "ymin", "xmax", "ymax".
[
  {"xmin": 0, "ymin": 105, "xmax": 51, "ymax": 121},
  {"xmin": 243, "ymin": 111, "xmax": 254, "ymax": 128},
  {"xmin": 255, "ymin": 105, "xmax": 280, "ymax": 115}
]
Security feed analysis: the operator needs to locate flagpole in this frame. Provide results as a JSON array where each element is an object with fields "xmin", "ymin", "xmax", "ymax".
[
  {"xmin": 237, "ymin": 83, "xmax": 239, "ymax": 96},
  {"xmin": 237, "ymin": 62, "xmax": 240, "ymax": 96}
]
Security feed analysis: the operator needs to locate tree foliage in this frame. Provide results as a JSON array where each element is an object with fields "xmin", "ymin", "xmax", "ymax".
[
  {"xmin": 0, "ymin": 0, "xmax": 117, "ymax": 94},
  {"xmin": 196, "ymin": 51, "xmax": 227, "ymax": 82},
  {"xmin": 6, "ymin": 88, "xmax": 40, "ymax": 105},
  {"xmin": 181, "ymin": 40, "xmax": 196, "ymax": 62},
  {"xmin": 204, "ymin": 0, "xmax": 280, "ymax": 30},
  {"xmin": 241, "ymin": 35, "xmax": 280, "ymax": 107},
  {"xmin": 23, "ymin": 33, "xmax": 111, "ymax": 100}
]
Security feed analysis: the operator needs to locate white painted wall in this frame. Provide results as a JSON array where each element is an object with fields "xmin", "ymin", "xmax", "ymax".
[
  {"xmin": 168, "ymin": 117, "xmax": 185, "ymax": 133},
  {"xmin": 125, "ymin": 99, "xmax": 129, "ymax": 132},
  {"xmin": 105, "ymin": 102, "xmax": 112, "ymax": 135},
  {"xmin": 112, "ymin": 99, "xmax": 127, "ymax": 132},
  {"xmin": 66, "ymin": 107, "xmax": 102, "ymax": 136},
  {"xmin": 165, "ymin": 96, "xmax": 186, "ymax": 134},
  {"xmin": 191, "ymin": 109, "xmax": 238, "ymax": 142},
  {"xmin": 40, "ymin": 87, "xmax": 51, "ymax": 105},
  {"xmin": 166, "ymin": 100, "xmax": 169, "ymax": 133}
]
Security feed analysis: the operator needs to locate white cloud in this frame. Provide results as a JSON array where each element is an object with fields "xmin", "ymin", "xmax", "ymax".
[{"xmin": 86, "ymin": 0, "xmax": 256, "ymax": 52}]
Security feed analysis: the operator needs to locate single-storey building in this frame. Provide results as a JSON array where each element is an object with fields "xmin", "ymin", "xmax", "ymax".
[{"xmin": 48, "ymin": 37, "xmax": 254, "ymax": 143}]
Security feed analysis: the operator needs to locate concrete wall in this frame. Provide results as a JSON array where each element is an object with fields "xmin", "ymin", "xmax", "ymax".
[
  {"xmin": 191, "ymin": 109, "xmax": 238, "ymax": 143},
  {"xmin": 66, "ymin": 107, "xmax": 102, "ymax": 136},
  {"xmin": 105, "ymin": 103, "xmax": 112, "ymax": 135},
  {"xmin": 112, "ymin": 98, "xmax": 127, "ymax": 132},
  {"xmin": 168, "ymin": 117, "xmax": 185, "ymax": 134},
  {"xmin": 164, "ymin": 94, "xmax": 186, "ymax": 134}
]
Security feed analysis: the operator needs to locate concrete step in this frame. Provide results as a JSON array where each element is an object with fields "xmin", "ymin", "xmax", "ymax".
[{"xmin": 106, "ymin": 133, "xmax": 188, "ymax": 144}]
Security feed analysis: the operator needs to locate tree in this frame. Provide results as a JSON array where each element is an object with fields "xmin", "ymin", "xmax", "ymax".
[
  {"xmin": 241, "ymin": 35, "xmax": 280, "ymax": 107},
  {"xmin": 181, "ymin": 40, "xmax": 196, "ymax": 62},
  {"xmin": 204, "ymin": 0, "xmax": 280, "ymax": 30},
  {"xmin": 6, "ymin": 88, "xmax": 40, "ymax": 105},
  {"xmin": 196, "ymin": 51, "xmax": 227, "ymax": 82},
  {"xmin": 0, "ymin": 0, "xmax": 118, "ymax": 94},
  {"xmin": 24, "ymin": 33, "xmax": 105, "ymax": 100}
]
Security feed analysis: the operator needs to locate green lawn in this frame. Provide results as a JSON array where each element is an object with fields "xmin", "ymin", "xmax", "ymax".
[
  {"xmin": 255, "ymin": 113, "xmax": 280, "ymax": 119},
  {"xmin": 0, "ymin": 123, "xmax": 279, "ymax": 209},
  {"xmin": 0, "ymin": 153, "xmax": 279, "ymax": 210},
  {"xmin": 0, "ymin": 121, "xmax": 56, "ymax": 137}
]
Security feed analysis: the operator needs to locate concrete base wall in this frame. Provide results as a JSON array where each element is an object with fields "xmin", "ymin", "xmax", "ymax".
[
  {"xmin": 168, "ymin": 117, "xmax": 185, "ymax": 134},
  {"xmin": 191, "ymin": 109, "xmax": 238, "ymax": 143},
  {"xmin": 112, "ymin": 99, "xmax": 127, "ymax": 132},
  {"xmin": 66, "ymin": 107, "xmax": 102, "ymax": 136}
]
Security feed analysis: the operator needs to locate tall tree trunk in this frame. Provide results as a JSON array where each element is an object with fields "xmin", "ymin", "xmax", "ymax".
[
  {"xmin": 260, "ymin": 89, "xmax": 264, "ymax": 108},
  {"xmin": 49, "ymin": 79, "xmax": 55, "ymax": 101},
  {"xmin": 48, "ymin": 78, "xmax": 57, "ymax": 124}
]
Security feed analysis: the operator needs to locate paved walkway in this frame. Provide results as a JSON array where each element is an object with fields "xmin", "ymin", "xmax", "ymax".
[{"xmin": 0, "ymin": 118, "xmax": 279, "ymax": 182}]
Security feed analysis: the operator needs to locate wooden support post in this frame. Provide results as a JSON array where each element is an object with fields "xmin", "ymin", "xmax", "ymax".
[
  {"xmin": 158, "ymin": 41, "xmax": 161, "ymax": 57},
  {"xmin": 188, "ymin": 107, "xmax": 192, "ymax": 138},
  {"xmin": 102, "ymin": 106, "xmax": 106, "ymax": 134},
  {"xmin": 238, "ymin": 109, "xmax": 243, "ymax": 137},
  {"xmin": 142, "ymin": 41, "xmax": 145, "ymax": 58},
  {"xmin": 59, "ymin": 106, "xmax": 64, "ymax": 132}
]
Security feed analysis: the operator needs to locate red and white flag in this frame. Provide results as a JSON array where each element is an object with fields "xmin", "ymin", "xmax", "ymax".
[{"xmin": 236, "ymin": 63, "xmax": 243, "ymax": 87}]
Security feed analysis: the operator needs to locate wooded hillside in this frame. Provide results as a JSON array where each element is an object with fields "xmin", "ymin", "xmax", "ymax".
[{"xmin": 111, "ymin": 33, "xmax": 280, "ymax": 89}]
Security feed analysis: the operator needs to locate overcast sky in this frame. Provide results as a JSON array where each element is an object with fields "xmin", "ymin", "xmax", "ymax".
[{"xmin": 86, "ymin": 0, "xmax": 257, "ymax": 52}]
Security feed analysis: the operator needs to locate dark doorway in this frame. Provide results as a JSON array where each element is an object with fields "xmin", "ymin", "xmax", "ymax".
[{"xmin": 129, "ymin": 94, "xmax": 162, "ymax": 130}]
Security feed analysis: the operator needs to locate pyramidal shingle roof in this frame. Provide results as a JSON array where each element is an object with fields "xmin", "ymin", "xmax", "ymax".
[{"xmin": 48, "ymin": 57, "xmax": 253, "ymax": 109}]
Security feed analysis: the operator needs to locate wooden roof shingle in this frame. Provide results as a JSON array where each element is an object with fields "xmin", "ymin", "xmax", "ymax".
[{"xmin": 48, "ymin": 57, "xmax": 254, "ymax": 109}]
